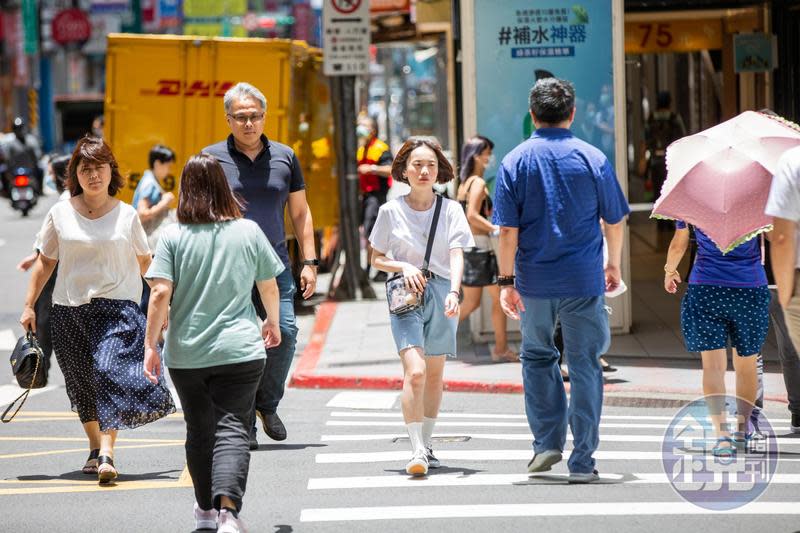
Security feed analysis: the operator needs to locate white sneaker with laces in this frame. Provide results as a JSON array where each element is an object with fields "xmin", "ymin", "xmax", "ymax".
[
  {"xmin": 193, "ymin": 502, "xmax": 218, "ymax": 531},
  {"xmin": 217, "ymin": 508, "xmax": 246, "ymax": 533},
  {"xmin": 405, "ymin": 451, "xmax": 429, "ymax": 476}
]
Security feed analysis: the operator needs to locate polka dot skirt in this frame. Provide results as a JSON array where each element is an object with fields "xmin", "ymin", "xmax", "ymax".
[
  {"xmin": 51, "ymin": 298, "xmax": 176, "ymax": 431},
  {"xmin": 680, "ymin": 284, "xmax": 770, "ymax": 356}
]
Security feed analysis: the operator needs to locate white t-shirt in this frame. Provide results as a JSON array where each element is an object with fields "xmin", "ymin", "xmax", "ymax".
[
  {"xmin": 369, "ymin": 195, "xmax": 475, "ymax": 279},
  {"xmin": 765, "ymin": 146, "xmax": 800, "ymax": 268},
  {"xmin": 38, "ymin": 200, "xmax": 150, "ymax": 306}
]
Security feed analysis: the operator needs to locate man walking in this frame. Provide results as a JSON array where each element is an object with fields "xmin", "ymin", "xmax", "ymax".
[
  {"xmin": 764, "ymin": 144, "xmax": 800, "ymax": 433},
  {"xmin": 204, "ymin": 82, "xmax": 318, "ymax": 447},
  {"xmin": 356, "ymin": 115, "xmax": 393, "ymax": 278},
  {"xmin": 494, "ymin": 78, "xmax": 629, "ymax": 482}
]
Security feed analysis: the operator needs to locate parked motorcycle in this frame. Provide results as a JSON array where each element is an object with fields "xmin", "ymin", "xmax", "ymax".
[{"xmin": 9, "ymin": 167, "xmax": 38, "ymax": 216}]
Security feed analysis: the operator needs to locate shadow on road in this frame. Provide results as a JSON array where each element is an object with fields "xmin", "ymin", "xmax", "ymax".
[{"xmin": 252, "ymin": 443, "xmax": 327, "ymax": 452}]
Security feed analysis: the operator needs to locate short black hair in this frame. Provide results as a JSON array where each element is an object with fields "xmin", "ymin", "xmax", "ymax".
[
  {"xmin": 148, "ymin": 144, "xmax": 176, "ymax": 169},
  {"xmin": 49, "ymin": 154, "xmax": 71, "ymax": 193},
  {"xmin": 656, "ymin": 91, "xmax": 672, "ymax": 109},
  {"xmin": 528, "ymin": 78, "xmax": 575, "ymax": 124}
]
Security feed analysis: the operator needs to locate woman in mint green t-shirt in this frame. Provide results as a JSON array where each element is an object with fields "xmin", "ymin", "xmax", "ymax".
[{"xmin": 143, "ymin": 154, "xmax": 283, "ymax": 533}]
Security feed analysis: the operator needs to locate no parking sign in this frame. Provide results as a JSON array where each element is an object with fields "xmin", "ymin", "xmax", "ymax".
[{"xmin": 322, "ymin": 0, "xmax": 370, "ymax": 76}]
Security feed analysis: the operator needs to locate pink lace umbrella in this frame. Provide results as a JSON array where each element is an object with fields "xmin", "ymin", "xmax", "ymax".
[{"xmin": 651, "ymin": 111, "xmax": 800, "ymax": 252}]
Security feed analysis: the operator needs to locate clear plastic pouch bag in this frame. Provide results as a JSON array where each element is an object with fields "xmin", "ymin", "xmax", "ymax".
[{"xmin": 385, "ymin": 273, "xmax": 422, "ymax": 315}]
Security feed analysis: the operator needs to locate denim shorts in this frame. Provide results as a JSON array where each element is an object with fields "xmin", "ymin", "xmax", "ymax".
[
  {"xmin": 389, "ymin": 276, "xmax": 457, "ymax": 356},
  {"xmin": 680, "ymin": 284, "xmax": 770, "ymax": 356}
]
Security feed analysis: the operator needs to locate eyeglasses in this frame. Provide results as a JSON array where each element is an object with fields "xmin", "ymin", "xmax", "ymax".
[{"xmin": 227, "ymin": 113, "xmax": 265, "ymax": 125}]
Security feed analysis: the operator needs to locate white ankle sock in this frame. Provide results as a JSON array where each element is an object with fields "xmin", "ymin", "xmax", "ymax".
[
  {"xmin": 407, "ymin": 422, "xmax": 425, "ymax": 454},
  {"xmin": 422, "ymin": 417, "xmax": 436, "ymax": 448}
]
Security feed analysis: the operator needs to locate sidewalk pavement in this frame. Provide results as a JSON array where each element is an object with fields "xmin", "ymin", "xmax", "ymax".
[{"xmin": 290, "ymin": 282, "xmax": 791, "ymax": 407}]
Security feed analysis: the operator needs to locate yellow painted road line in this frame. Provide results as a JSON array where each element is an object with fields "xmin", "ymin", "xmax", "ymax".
[
  {"xmin": 0, "ymin": 437, "xmax": 183, "ymax": 444},
  {"xmin": 0, "ymin": 442, "xmax": 183, "ymax": 460},
  {"xmin": 0, "ymin": 479, "xmax": 193, "ymax": 495},
  {"xmin": 0, "ymin": 479, "xmax": 99, "ymax": 485}
]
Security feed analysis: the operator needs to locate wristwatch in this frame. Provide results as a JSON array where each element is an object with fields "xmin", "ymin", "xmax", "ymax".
[
  {"xmin": 497, "ymin": 275, "xmax": 516, "ymax": 287},
  {"xmin": 302, "ymin": 259, "xmax": 320, "ymax": 266}
]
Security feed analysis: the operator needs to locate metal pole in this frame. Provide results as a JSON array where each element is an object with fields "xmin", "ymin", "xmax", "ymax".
[{"xmin": 329, "ymin": 75, "xmax": 376, "ymax": 300}]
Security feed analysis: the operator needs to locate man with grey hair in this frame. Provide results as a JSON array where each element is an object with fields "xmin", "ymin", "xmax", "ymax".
[{"xmin": 204, "ymin": 82, "xmax": 318, "ymax": 450}]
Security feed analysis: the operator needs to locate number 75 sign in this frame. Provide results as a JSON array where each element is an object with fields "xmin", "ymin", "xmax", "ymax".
[{"xmin": 625, "ymin": 19, "xmax": 723, "ymax": 54}]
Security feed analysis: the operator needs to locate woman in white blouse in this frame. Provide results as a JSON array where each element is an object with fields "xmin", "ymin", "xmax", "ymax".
[{"xmin": 20, "ymin": 136, "xmax": 175, "ymax": 484}]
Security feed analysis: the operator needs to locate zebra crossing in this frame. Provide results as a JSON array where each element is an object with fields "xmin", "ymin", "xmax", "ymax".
[{"xmin": 298, "ymin": 392, "xmax": 800, "ymax": 528}]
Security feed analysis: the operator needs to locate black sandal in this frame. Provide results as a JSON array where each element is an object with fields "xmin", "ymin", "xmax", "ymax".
[
  {"xmin": 82, "ymin": 449, "xmax": 100, "ymax": 475},
  {"xmin": 97, "ymin": 455, "xmax": 118, "ymax": 485}
]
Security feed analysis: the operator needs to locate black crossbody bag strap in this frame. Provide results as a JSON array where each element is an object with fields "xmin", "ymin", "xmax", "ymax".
[{"xmin": 421, "ymin": 195, "xmax": 443, "ymax": 273}]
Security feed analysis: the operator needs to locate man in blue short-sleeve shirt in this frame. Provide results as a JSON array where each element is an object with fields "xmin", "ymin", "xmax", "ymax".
[
  {"xmin": 204, "ymin": 82, "xmax": 318, "ymax": 447},
  {"xmin": 494, "ymin": 78, "xmax": 630, "ymax": 482}
]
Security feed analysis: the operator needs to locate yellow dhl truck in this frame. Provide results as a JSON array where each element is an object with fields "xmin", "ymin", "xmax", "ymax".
[{"xmin": 104, "ymin": 33, "xmax": 339, "ymax": 237}]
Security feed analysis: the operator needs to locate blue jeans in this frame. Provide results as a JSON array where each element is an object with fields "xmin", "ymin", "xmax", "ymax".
[
  {"xmin": 253, "ymin": 269, "xmax": 299, "ymax": 415},
  {"xmin": 519, "ymin": 295, "xmax": 610, "ymax": 474}
]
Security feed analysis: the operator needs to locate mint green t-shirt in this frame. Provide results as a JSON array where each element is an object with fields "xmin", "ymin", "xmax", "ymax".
[{"xmin": 146, "ymin": 219, "xmax": 284, "ymax": 369}]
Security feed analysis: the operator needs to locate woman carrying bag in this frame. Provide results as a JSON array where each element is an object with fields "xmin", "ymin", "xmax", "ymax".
[
  {"xmin": 369, "ymin": 136, "xmax": 474, "ymax": 476},
  {"xmin": 455, "ymin": 135, "xmax": 518, "ymax": 362},
  {"xmin": 19, "ymin": 136, "xmax": 175, "ymax": 484}
]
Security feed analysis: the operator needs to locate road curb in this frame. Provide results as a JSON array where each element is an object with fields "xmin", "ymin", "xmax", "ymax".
[{"xmin": 288, "ymin": 300, "xmax": 789, "ymax": 404}]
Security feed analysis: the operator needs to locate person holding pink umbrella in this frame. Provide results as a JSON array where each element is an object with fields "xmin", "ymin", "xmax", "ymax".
[{"xmin": 663, "ymin": 222, "xmax": 769, "ymax": 456}]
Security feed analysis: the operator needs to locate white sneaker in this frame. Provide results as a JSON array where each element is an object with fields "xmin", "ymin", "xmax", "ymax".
[
  {"xmin": 217, "ymin": 508, "xmax": 246, "ymax": 533},
  {"xmin": 568, "ymin": 469, "xmax": 600, "ymax": 484},
  {"xmin": 193, "ymin": 502, "xmax": 218, "ymax": 531},
  {"xmin": 405, "ymin": 451, "xmax": 429, "ymax": 477}
]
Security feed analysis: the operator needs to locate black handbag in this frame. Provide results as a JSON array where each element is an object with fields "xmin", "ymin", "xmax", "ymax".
[
  {"xmin": 2, "ymin": 330, "xmax": 45, "ymax": 423},
  {"xmin": 385, "ymin": 195, "xmax": 443, "ymax": 315},
  {"xmin": 462, "ymin": 247, "xmax": 498, "ymax": 287}
]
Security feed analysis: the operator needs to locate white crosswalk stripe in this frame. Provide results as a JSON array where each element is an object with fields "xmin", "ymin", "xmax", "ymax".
[{"xmin": 299, "ymin": 398, "xmax": 796, "ymax": 525}]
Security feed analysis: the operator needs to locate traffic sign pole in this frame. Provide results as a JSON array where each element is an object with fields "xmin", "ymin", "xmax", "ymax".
[{"xmin": 324, "ymin": 0, "xmax": 375, "ymax": 300}]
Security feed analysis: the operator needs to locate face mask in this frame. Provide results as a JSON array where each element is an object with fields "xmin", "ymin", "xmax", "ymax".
[
  {"xmin": 298, "ymin": 122, "xmax": 309, "ymax": 134},
  {"xmin": 599, "ymin": 94, "xmax": 611, "ymax": 107},
  {"xmin": 486, "ymin": 154, "xmax": 496, "ymax": 168},
  {"xmin": 356, "ymin": 125, "xmax": 371, "ymax": 138}
]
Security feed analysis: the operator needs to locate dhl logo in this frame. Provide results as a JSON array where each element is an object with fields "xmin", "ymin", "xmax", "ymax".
[{"xmin": 140, "ymin": 80, "xmax": 235, "ymax": 97}]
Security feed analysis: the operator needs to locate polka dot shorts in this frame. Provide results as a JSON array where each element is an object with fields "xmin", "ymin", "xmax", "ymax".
[
  {"xmin": 51, "ymin": 298, "xmax": 176, "ymax": 431},
  {"xmin": 680, "ymin": 284, "xmax": 770, "ymax": 356}
]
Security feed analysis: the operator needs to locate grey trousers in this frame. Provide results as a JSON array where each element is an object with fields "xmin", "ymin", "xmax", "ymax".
[
  {"xmin": 755, "ymin": 291, "xmax": 800, "ymax": 417},
  {"xmin": 169, "ymin": 358, "xmax": 265, "ymax": 512}
]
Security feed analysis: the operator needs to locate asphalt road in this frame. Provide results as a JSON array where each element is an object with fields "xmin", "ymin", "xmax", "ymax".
[{"xmin": 1, "ymin": 194, "xmax": 799, "ymax": 533}]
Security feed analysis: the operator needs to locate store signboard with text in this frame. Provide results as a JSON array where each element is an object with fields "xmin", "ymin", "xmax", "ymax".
[{"xmin": 473, "ymin": 0, "xmax": 615, "ymax": 182}]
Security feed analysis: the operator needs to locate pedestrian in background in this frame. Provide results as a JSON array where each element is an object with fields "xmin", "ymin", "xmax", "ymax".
[
  {"xmin": 19, "ymin": 136, "xmax": 175, "ymax": 483},
  {"xmin": 455, "ymin": 135, "xmax": 517, "ymax": 363},
  {"xmin": 17, "ymin": 154, "xmax": 71, "ymax": 381},
  {"xmin": 204, "ymin": 82, "xmax": 318, "ymax": 448},
  {"xmin": 132, "ymin": 144, "xmax": 176, "ymax": 314},
  {"xmin": 664, "ymin": 221, "xmax": 769, "ymax": 454},
  {"xmin": 370, "ymin": 136, "xmax": 474, "ymax": 476},
  {"xmin": 765, "ymin": 144, "xmax": 800, "ymax": 433},
  {"xmin": 144, "ymin": 154, "xmax": 283, "ymax": 533},
  {"xmin": 132, "ymin": 144, "xmax": 176, "ymax": 250},
  {"xmin": 495, "ymin": 78, "xmax": 629, "ymax": 483},
  {"xmin": 356, "ymin": 115, "xmax": 393, "ymax": 280}
]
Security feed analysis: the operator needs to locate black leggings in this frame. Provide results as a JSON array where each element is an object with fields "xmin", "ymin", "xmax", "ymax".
[{"xmin": 169, "ymin": 358, "xmax": 265, "ymax": 512}]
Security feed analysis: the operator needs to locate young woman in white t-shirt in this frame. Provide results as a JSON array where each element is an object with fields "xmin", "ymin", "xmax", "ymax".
[
  {"xmin": 369, "ymin": 137, "xmax": 474, "ymax": 476},
  {"xmin": 19, "ymin": 136, "xmax": 175, "ymax": 484}
]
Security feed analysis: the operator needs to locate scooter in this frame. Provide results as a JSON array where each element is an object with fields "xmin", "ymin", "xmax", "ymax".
[{"xmin": 9, "ymin": 167, "xmax": 38, "ymax": 217}]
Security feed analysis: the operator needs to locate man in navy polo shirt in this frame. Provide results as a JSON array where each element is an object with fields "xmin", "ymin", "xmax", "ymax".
[
  {"xmin": 204, "ymin": 82, "xmax": 318, "ymax": 447},
  {"xmin": 494, "ymin": 78, "xmax": 629, "ymax": 483}
]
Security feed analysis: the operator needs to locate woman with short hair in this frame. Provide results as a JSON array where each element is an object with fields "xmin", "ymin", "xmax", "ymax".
[
  {"xmin": 20, "ymin": 135, "xmax": 175, "ymax": 484},
  {"xmin": 369, "ymin": 136, "xmax": 474, "ymax": 476},
  {"xmin": 144, "ymin": 153, "xmax": 283, "ymax": 533}
]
